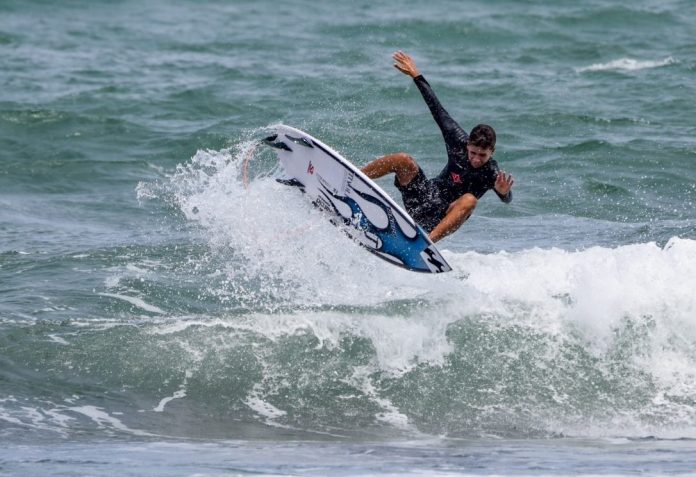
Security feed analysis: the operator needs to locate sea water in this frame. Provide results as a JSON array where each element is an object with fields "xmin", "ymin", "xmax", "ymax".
[{"xmin": 2, "ymin": 0, "xmax": 696, "ymax": 475}]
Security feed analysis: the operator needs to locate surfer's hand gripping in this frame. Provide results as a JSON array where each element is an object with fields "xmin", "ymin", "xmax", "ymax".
[{"xmin": 393, "ymin": 51, "xmax": 421, "ymax": 78}]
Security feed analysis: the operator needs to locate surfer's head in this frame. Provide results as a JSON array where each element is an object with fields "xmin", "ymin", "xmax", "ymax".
[{"xmin": 467, "ymin": 124, "xmax": 496, "ymax": 168}]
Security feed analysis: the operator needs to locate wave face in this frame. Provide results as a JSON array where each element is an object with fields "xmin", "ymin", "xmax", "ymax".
[
  {"xmin": 2, "ymin": 0, "xmax": 696, "ymax": 454},
  {"xmin": 3, "ymin": 144, "xmax": 695, "ymax": 442}
]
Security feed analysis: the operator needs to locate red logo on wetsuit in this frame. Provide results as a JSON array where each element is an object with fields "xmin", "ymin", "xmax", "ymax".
[
  {"xmin": 307, "ymin": 162, "xmax": 314, "ymax": 175},
  {"xmin": 450, "ymin": 172, "xmax": 461, "ymax": 183}
]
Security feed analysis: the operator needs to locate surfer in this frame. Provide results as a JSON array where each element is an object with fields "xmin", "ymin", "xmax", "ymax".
[{"xmin": 361, "ymin": 51, "xmax": 514, "ymax": 242}]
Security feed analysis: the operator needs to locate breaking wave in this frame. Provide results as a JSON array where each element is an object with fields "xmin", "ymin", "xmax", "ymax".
[{"xmin": 2, "ymin": 139, "xmax": 696, "ymax": 442}]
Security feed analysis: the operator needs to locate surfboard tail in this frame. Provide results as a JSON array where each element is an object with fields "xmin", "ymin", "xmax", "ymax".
[{"xmin": 420, "ymin": 245, "xmax": 452, "ymax": 273}]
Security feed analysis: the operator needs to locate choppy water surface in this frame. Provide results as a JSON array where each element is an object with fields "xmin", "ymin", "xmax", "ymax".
[{"xmin": 2, "ymin": 0, "xmax": 696, "ymax": 475}]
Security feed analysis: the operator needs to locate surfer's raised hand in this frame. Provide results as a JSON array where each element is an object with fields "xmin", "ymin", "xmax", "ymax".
[
  {"xmin": 393, "ymin": 51, "xmax": 421, "ymax": 78},
  {"xmin": 494, "ymin": 171, "xmax": 514, "ymax": 196}
]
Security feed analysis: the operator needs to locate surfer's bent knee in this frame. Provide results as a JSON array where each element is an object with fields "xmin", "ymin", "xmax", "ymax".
[
  {"xmin": 460, "ymin": 193, "xmax": 477, "ymax": 209},
  {"xmin": 449, "ymin": 193, "xmax": 477, "ymax": 214}
]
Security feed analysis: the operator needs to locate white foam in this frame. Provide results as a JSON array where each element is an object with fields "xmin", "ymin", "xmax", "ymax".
[
  {"xmin": 0, "ymin": 401, "xmax": 77, "ymax": 437},
  {"xmin": 47, "ymin": 334, "xmax": 70, "ymax": 345},
  {"xmin": 154, "ymin": 140, "xmax": 696, "ymax": 354},
  {"xmin": 69, "ymin": 405, "xmax": 153, "ymax": 436},
  {"xmin": 42, "ymin": 408, "xmax": 75, "ymax": 429},
  {"xmin": 152, "ymin": 373, "xmax": 190, "ymax": 413},
  {"xmin": 0, "ymin": 412, "xmax": 24, "ymax": 426},
  {"xmin": 136, "ymin": 139, "xmax": 696, "ymax": 436},
  {"xmin": 577, "ymin": 56, "xmax": 677, "ymax": 72},
  {"xmin": 153, "ymin": 389, "xmax": 187, "ymax": 413},
  {"xmin": 147, "ymin": 311, "xmax": 453, "ymax": 375},
  {"xmin": 245, "ymin": 396, "xmax": 287, "ymax": 420},
  {"xmin": 347, "ymin": 366, "xmax": 416, "ymax": 432},
  {"xmin": 150, "ymin": 140, "xmax": 451, "ymax": 310},
  {"xmin": 98, "ymin": 292, "xmax": 165, "ymax": 314}
]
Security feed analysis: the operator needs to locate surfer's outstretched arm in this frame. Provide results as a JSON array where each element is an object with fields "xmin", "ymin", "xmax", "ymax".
[{"xmin": 393, "ymin": 51, "xmax": 468, "ymax": 148}]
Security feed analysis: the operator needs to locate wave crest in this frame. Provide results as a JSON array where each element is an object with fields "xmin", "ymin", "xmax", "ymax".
[{"xmin": 577, "ymin": 57, "xmax": 677, "ymax": 72}]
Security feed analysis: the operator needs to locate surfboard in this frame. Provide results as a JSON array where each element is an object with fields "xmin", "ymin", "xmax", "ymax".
[{"xmin": 264, "ymin": 125, "xmax": 451, "ymax": 273}]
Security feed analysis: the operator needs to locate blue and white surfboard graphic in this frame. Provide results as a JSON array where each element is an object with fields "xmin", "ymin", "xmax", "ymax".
[{"xmin": 264, "ymin": 125, "xmax": 451, "ymax": 274}]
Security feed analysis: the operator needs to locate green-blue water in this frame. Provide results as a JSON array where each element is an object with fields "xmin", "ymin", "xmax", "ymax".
[{"xmin": 2, "ymin": 0, "xmax": 696, "ymax": 475}]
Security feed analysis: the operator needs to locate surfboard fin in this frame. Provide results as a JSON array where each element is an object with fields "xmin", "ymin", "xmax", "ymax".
[
  {"xmin": 285, "ymin": 134, "xmax": 314, "ymax": 148},
  {"xmin": 276, "ymin": 178, "xmax": 305, "ymax": 191},
  {"xmin": 263, "ymin": 135, "xmax": 292, "ymax": 151}
]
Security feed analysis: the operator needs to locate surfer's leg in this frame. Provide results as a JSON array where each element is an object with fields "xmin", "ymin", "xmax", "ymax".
[
  {"xmin": 361, "ymin": 153, "xmax": 419, "ymax": 186},
  {"xmin": 428, "ymin": 193, "xmax": 477, "ymax": 243}
]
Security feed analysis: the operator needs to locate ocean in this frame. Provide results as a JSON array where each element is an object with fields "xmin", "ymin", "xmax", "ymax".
[{"xmin": 2, "ymin": 0, "xmax": 696, "ymax": 475}]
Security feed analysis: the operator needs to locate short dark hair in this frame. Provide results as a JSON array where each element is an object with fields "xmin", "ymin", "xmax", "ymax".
[{"xmin": 468, "ymin": 124, "xmax": 496, "ymax": 150}]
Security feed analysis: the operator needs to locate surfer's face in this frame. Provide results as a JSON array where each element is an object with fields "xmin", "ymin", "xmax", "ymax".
[{"xmin": 466, "ymin": 144, "xmax": 494, "ymax": 168}]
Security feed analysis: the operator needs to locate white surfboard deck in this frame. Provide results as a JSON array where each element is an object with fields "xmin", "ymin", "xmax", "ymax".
[{"xmin": 264, "ymin": 125, "xmax": 451, "ymax": 274}]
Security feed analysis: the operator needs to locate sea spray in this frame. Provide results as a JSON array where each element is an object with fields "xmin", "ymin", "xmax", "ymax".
[{"xmin": 7, "ymin": 144, "xmax": 687, "ymax": 439}]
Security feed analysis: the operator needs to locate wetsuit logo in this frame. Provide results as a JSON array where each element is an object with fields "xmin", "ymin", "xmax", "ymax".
[
  {"xmin": 307, "ymin": 162, "xmax": 315, "ymax": 175},
  {"xmin": 450, "ymin": 172, "xmax": 461, "ymax": 183}
]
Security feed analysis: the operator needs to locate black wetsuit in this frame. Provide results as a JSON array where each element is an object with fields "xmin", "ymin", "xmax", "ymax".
[{"xmin": 396, "ymin": 75, "xmax": 512, "ymax": 233}]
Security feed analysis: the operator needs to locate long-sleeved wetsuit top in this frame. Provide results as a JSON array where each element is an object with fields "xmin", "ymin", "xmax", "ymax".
[{"xmin": 413, "ymin": 75, "xmax": 512, "ymax": 206}]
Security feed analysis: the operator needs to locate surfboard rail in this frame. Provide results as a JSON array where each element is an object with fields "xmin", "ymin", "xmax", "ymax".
[{"xmin": 264, "ymin": 125, "xmax": 452, "ymax": 273}]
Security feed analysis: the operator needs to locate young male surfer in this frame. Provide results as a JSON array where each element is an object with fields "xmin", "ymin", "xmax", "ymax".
[{"xmin": 361, "ymin": 51, "xmax": 514, "ymax": 243}]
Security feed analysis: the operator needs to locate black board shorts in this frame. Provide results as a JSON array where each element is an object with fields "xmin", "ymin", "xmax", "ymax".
[{"xmin": 395, "ymin": 168, "xmax": 449, "ymax": 233}]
